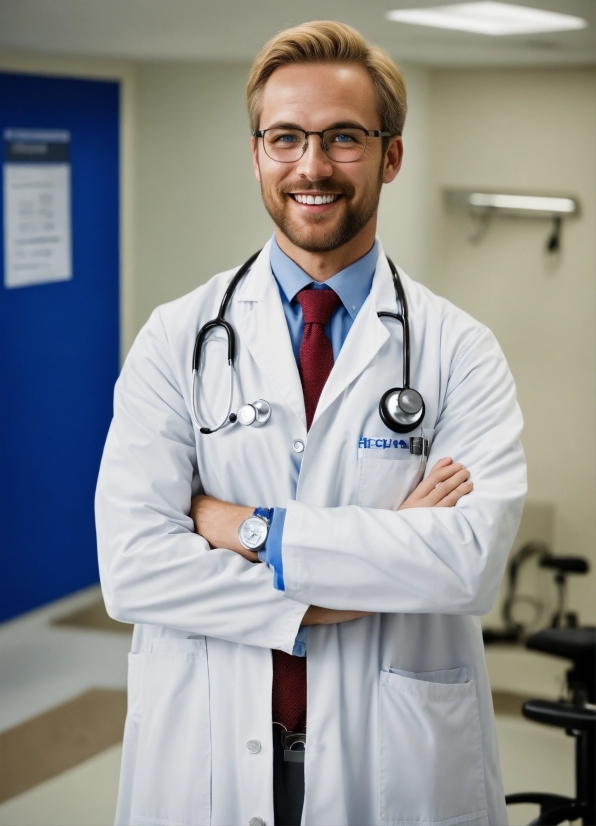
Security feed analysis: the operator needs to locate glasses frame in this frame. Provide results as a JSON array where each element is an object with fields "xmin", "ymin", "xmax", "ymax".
[{"xmin": 252, "ymin": 126, "xmax": 394, "ymax": 164}]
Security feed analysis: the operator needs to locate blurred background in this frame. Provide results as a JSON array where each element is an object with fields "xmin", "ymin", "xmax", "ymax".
[{"xmin": 0, "ymin": 1, "xmax": 594, "ymax": 824}]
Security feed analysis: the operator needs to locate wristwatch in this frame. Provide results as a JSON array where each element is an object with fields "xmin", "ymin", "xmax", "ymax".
[{"xmin": 238, "ymin": 507, "xmax": 272, "ymax": 552}]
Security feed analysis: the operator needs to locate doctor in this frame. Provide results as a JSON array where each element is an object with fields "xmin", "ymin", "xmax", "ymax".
[{"xmin": 96, "ymin": 19, "xmax": 526, "ymax": 826}]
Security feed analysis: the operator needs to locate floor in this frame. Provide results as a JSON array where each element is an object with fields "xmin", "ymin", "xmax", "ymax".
[{"xmin": 0, "ymin": 587, "xmax": 578, "ymax": 826}]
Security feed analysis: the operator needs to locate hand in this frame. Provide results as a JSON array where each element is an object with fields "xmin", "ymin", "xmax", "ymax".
[
  {"xmin": 398, "ymin": 457, "xmax": 472, "ymax": 510},
  {"xmin": 301, "ymin": 606, "xmax": 373, "ymax": 626},
  {"xmin": 191, "ymin": 495, "xmax": 257, "ymax": 562}
]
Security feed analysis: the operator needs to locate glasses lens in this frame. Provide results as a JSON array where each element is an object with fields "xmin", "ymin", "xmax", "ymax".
[
  {"xmin": 323, "ymin": 129, "xmax": 367, "ymax": 162},
  {"xmin": 263, "ymin": 129, "xmax": 305, "ymax": 162}
]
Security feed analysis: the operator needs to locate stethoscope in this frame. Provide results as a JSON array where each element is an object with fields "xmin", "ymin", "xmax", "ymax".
[{"xmin": 191, "ymin": 250, "xmax": 425, "ymax": 435}]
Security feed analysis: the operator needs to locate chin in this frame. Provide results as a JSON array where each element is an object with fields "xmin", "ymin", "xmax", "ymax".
[{"xmin": 284, "ymin": 225, "xmax": 346, "ymax": 253}]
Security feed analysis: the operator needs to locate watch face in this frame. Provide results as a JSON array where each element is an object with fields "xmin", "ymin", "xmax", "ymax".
[{"xmin": 239, "ymin": 517, "xmax": 268, "ymax": 550}]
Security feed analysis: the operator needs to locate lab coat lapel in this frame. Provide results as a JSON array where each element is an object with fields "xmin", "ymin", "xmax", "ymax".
[
  {"xmin": 235, "ymin": 245, "xmax": 306, "ymax": 428},
  {"xmin": 312, "ymin": 249, "xmax": 396, "ymax": 428}
]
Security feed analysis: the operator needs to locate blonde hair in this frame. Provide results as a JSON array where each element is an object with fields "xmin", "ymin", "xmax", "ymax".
[{"xmin": 246, "ymin": 21, "xmax": 407, "ymax": 137}]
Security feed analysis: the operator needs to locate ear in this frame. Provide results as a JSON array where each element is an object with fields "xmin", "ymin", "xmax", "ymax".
[
  {"xmin": 382, "ymin": 135, "xmax": 403, "ymax": 184},
  {"xmin": 251, "ymin": 137, "xmax": 261, "ymax": 183}
]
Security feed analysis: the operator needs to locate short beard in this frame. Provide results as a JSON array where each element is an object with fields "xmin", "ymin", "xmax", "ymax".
[{"xmin": 260, "ymin": 169, "xmax": 383, "ymax": 254}]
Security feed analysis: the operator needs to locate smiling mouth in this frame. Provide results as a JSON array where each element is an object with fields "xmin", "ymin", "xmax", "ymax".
[{"xmin": 290, "ymin": 193, "xmax": 341, "ymax": 205}]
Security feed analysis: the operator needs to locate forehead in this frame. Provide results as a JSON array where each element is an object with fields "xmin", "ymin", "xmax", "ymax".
[{"xmin": 259, "ymin": 62, "xmax": 379, "ymax": 130}]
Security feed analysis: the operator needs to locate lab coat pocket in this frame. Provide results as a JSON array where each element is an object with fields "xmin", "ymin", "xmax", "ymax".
[
  {"xmin": 130, "ymin": 639, "xmax": 211, "ymax": 826},
  {"xmin": 358, "ymin": 454, "xmax": 425, "ymax": 509},
  {"xmin": 379, "ymin": 667, "xmax": 488, "ymax": 826}
]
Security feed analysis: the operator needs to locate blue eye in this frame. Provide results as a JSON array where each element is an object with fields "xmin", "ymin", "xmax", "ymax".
[
  {"xmin": 334, "ymin": 133, "xmax": 353, "ymax": 143},
  {"xmin": 273, "ymin": 133, "xmax": 300, "ymax": 144}
]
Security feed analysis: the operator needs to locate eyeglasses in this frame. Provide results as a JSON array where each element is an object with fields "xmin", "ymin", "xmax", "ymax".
[{"xmin": 253, "ymin": 126, "xmax": 393, "ymax": 164}]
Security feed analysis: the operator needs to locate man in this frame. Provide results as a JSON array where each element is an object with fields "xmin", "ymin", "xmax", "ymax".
[{"xmin": 96, "ymin": 20, "xmax": 526, "ymax": 826}]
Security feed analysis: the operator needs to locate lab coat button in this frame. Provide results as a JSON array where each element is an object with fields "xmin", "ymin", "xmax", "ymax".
[
  {"xmin": 292, "ymin": 439, "xmax": 305, "ymax": 453},
  {"xmin": 249, "ymin": 818, "xmax": 265, "ymax": 826},
  {"xmin": 245, "ymin": 739, "xmax": 261, "ymax": 754}
]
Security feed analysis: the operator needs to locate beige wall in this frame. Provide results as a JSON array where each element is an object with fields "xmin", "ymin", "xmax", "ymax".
[
  {"xmin": 133, "ymin": 61, "xmax": 269, "ymax": 333},
  {"xmin": 428, "ymin": 68, "xmax": 596, "ymax": 624},
  {"xmin": 377, "ymin": 63, "xmax": 433, "ymax": 284}
]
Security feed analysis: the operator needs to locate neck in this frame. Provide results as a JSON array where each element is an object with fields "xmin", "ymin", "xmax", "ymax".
[{"xmin": 274, "ymin": 219, "xmax": 377, "ymax": 282}]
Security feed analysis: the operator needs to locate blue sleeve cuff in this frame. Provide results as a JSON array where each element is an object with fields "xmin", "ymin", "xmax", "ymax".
[
  {"xmin": 257, "ymin": 507, "xmax": 306, "ymax": 656},
  {"xmin": 261, "ymin": 507, "xmax": 286, "ymax": 591},
  {"xmin": 292, "ymin": 625, "xmax": 307, "ymax": 657}
]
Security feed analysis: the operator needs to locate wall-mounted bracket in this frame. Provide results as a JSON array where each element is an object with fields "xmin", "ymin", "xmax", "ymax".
[{"xmin": 444, "ymin": 189, "xmax": 580, "ymax": 253}]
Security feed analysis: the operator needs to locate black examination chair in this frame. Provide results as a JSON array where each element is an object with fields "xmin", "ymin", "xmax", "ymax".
[{"xmin": 505, "ymin": 625, "xmax": 596, "ymax": 825}]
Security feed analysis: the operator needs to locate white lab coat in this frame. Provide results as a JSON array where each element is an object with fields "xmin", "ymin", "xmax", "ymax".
[{"xmin": 96, "ymin": 240, "xmax": 526, "ymax": 826}]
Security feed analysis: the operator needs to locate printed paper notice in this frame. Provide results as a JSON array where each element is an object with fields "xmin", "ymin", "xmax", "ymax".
[{"xmin": 3, "ymin": 162, "xmax": 72, "ymax": 288}]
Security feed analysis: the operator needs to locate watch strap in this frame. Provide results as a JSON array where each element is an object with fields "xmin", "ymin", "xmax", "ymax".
[{"xmin": 253, "ymin": 507, "xmax": 272, "ymax": 524}]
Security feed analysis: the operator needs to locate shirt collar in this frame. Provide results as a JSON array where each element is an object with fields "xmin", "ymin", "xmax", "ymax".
[{"xmin": 269, "ymin": 235, "xmax": 378, "ymax": 320}]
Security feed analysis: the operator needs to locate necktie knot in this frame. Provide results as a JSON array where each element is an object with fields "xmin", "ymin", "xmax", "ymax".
[{"xmin": 296, "ymin": 286, "xmax": 342, "ymax": 326}]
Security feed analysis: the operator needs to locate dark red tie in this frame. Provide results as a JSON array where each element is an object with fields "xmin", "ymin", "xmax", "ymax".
[
  {"xmin": 272, "ymin": 286, "xmax": 341, "ymax": 733},
  {"xmin": 296, "ymin": 287, "xmax": 342, "ymax": 428}
]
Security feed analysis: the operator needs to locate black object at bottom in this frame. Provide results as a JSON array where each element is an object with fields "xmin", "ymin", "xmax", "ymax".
[
  {"xmin": 273, "ymin": 727, "xmax": 304, "ymax": 826},
  {"xmin": 505, "ymin": 627, "xmax": 595, "ymax": 825}
]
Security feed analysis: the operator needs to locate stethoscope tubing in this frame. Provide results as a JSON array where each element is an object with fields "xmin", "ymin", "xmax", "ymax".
[
  {"xmin": 192, "ymin": 249, "xmax": 261, "ymax": 372},
  {"xmin": 379, "ymin": 257, "xmax": 411, "ymax": 392},
  {"xmin": 191, "ymin": 250, "xmax": 419, "ymax": 433},
  {"xmin": 191, "ymin": 250, "xmax": 261, "ymax": 433}
]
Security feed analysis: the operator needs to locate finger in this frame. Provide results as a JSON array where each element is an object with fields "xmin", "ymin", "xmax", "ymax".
[
  {"xmin": 429, "ymin": 457, "xmax": 453, "ymax": 474},
  {"xmin": 431, "ymin": 462, "xmax": 466, "ymax": 484},
  {"xmin": 416, "ymin": 461, "xmax": 465, "ymax": 499},
  {"xmin": 435, "ymin": 480, "xmax": 474, "ymax": 508},
  {"xmin": 428, "ymin": 468, "xmax": 470, "ymax": 505}
]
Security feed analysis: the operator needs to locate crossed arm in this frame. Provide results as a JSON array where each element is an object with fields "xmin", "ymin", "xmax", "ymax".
[{"xmin": 190, "ymin": 456, "xmax": 472, "ymax": 626}]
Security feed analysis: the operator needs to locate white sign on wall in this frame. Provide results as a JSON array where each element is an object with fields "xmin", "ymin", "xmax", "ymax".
[{"xmin": 3, "ymin": 129, "xmax": 72, "ymax": 289}]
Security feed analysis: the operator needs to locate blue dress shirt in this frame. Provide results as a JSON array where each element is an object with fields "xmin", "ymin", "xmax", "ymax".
[{"xmin": 259, "ymin": 236, "xmax": 378, "ymax": 655}]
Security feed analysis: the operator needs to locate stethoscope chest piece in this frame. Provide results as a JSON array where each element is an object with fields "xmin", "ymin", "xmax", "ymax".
[
  {"xmin": 236, "ymin": 399, "xmax": 271, "ymax": 428},
  {"xmin": 379, "ymin": 387, "xmax": 425, "ymax": 433}
]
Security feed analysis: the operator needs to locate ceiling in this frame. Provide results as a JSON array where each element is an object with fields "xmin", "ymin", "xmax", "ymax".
[{"xmin": 0, "ymin": 0, "xmax": 594, "ymax": 67}]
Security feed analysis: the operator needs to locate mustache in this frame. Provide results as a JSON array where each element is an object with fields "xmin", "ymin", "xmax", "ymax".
[{"xmin": 281, "ymin": 182, "xmax": 354, "ymax": 197}]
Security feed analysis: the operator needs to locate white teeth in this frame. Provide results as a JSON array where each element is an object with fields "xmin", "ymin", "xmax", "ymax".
[{"xmin": 293, "ymin": 193, "xmax": 338, "ymax": 204}]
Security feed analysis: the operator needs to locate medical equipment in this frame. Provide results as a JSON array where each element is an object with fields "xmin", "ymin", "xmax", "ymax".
[
  {"xmin": 191, "ymin": 251, "xmax": 425, "ymax": 435},
  {"xmin": 191, "ymin": 250, "xmax": 260, "ymax": 434},
  {"xmin": 483, "ymin": 542, "xmax": 590, "ymax": 644},
  {"xmin": 505, "ymin": 626, "xmax": 595, "ymax": 825},
  {"xmin": 377, "ymin": 258, "xmax": 425, "ymax": 433}
]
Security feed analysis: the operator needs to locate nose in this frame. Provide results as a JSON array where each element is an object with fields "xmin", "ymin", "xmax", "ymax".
[{"xmin": 294, "ymin": 134, "xmax": 334, "ymax": 180}]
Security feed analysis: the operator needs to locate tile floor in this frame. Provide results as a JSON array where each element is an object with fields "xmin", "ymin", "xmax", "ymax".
[{"xmin": 0, "ymin": 587, "xmax": 579, "ymax": 826}]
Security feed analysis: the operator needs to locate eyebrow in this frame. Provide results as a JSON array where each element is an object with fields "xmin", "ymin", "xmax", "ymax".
[
  {"xmin": 262, "ymin": 121, "xmax": 368, "ymax": 131},
  {"xmin": 325, "ymin": 121, "xmax": 368, "ymax": 130}
]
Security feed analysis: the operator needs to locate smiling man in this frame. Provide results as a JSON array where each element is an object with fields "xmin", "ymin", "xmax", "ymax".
[{"xmin": 96, "ymin": 20, "xmax": 526, "ymax": 826}]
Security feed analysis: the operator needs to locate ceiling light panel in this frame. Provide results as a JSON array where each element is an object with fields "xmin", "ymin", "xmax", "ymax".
[{"xmin": 386, "ymin": 2, "xmax": 588, "ymax": 36}]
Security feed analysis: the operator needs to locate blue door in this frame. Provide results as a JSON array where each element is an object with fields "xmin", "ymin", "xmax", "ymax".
[{"xmin": 0, "ymin": 73, "xmax": 120, "ymax": 622}]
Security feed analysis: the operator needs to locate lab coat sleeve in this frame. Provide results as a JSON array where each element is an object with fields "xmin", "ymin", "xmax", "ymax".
[
  {"xmin": 95, "ymin": 308, "xmax": 307, "ymax": 652},
  {"xmin": 281, "ymin": 325, "xmax": 527, "ymax": 615}
]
